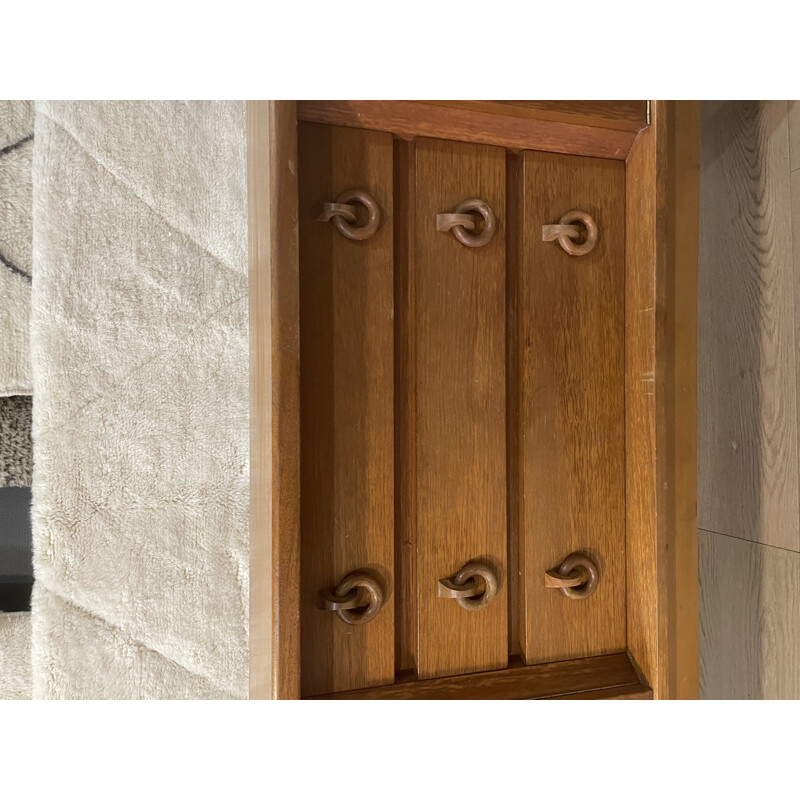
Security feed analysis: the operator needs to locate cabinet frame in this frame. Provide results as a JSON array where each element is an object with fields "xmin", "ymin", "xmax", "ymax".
[{"xmin": 248, "ymin": 100, "xmax": 699, "ymax": 700}]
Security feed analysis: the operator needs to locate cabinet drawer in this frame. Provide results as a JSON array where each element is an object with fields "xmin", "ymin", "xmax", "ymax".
[{"xmin": 253, "ymin": 100, "xmax": 698, "ymax": 700}]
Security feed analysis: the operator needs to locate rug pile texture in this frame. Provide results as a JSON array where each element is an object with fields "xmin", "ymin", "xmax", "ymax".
[
  {"xmin": 0, "ymin": 100, "xmax": 33, "ymax": 396},
  {"xmin": 0, "ymin": 612, "xmax": 31, "ymax": 699},
  {"xmin": 0, "ymin": 101, "xmax": 34, "ymax": 701},
  {"xmin": 29, "ymin": 101, "xmax": 249, "ymax": 699}
]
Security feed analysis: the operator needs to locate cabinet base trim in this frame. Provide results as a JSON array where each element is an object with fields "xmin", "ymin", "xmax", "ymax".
[{"xmin": 308, "ymin": 652, "xmax": 651, "ymax": 700}]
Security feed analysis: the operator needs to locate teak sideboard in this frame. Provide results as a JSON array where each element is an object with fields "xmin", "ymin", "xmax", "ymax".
[{"xmin": 248, "ymin": 100, "xmax": 699, "ymax": 700}]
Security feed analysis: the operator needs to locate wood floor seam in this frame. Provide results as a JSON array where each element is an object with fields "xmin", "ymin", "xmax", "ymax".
[{"xmin": 698, "ymin": 527, "xmax": 800, "ymax": 555}]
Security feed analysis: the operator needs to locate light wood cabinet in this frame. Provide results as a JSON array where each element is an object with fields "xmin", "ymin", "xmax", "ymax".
[{"xmin": 248, "ymin": 101, "xmax": 699, "ymax": 700}]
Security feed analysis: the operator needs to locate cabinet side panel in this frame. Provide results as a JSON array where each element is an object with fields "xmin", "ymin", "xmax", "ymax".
[{"xmin": 625, "ymin": 123, "xmax": 660, "ymax": 693}]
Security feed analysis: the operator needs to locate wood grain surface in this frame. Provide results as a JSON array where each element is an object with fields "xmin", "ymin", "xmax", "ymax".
[
  {"xmin": 624, "ymin": 113, "xmax": 663, "ymax": 699},
  {"xmin": 518, "ymin": 150, "xmax": 626, "ymax": 664},
  {"xmin": 297, "ymin": 101, "xmax": 638, "ymax": 160},
  {"xmin": 424, "ymin": 100, "xmax": 648, "ymax": 131},
  {"xmin": 270, "ymin": 103, "xmax": 302, "ymax": 701},
  {"xmin": 625, "ymin": 102, "xmax": 700, "ymax": 700},
  {"xmin": 394, "ymin": 139, "xmax": 418, "ymax": 673},
  {"xmin": 247, "ymin": 101, "xmax": 301, "ymax": 699},
  {"xmin": 506, "ymin": 152, "xmax": 521, "ymax": 658},
  {"xmin": 698, "ymin": 101, "xmax": 799, "ymax": 550},
  {"xmin": 298, "ymin": 122, "xmax": 395, "ymax": 696},
  {"xmin": 699, "ymin": 529, "xmax": 800, "ymax": 699},
  {"xmin": 413, "ymin": 138, "xmax": 508, "ymax": 679},
  {"xmin": 253, "ymin": 101, "xmax": 694, "ymax": 699},
  {"xmin": 310, "ymin": 652, "xmax": 646, "ymax": 700},
  {"xmin": 665, "ymin": 101, "xmax": 700, "ymax": 700},
  {"xmin": 789, "ymin": 101, "xmax": 800, "ymax": 172},
  {"xmin": 248, "ymin": 100, "xmax": 273, "ymax": 700},
  {"xmin": 698, "ymin": 100, "xmax": 800, "ymax": 699},
  {"xmin": 557, "ymin": 684, "xmax": 653, "ymax": 700}
]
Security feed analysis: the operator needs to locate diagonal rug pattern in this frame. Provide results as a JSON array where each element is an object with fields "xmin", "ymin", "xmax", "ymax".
[
  {"xmin": 30, "ymin": 101, "xmax": 249, "ymax": 699},
  {"xmin": 0, "ymin": 100, "xmax": 34, "ymax": 396}
]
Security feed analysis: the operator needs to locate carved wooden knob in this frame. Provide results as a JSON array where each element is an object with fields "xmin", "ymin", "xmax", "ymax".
[
  {"xmin": 542, "ymin": 210, "xmax": 599, "ymax": 256},
  {"xmin": 317, "ymin": 188, "xmax": 381, "ymax": 241},
  {"xmin": 545, "ymin": 553, "xmax": 599, "ymax": 599},
  {"xmin": 320, "ymin": 571, "xmax": 384, "ymax": 625},
  {"xmin": 438, "ymin": 561, "xmax": 498, "ymax": 611},
  {"xmin": 437, "ymin": 198, "xmax": 497, "ymax": 248}
]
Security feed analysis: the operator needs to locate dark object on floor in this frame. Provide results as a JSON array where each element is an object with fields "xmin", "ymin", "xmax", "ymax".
[
  {"xmin": 0, "ymin": 577, "xmax": 32, "ymax": 611},
  {"xmin": 1, "ymin": 486, "xmax": 32, "ymax": 611},
  {"xmin": 0, "ymin": 483, "xmax": 32, "ymax": 565},
  {"xmin": 0, "ymin": 395, "xmax": 32, "ymax": 487}
]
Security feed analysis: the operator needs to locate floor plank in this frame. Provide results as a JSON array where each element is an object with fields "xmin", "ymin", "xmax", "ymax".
[
  {"xmin": 788, "ymin": 101, "xmax": 800, "ymax": 172},
  {"xmin": 699, "ymin": 529, "xmax": 800, "ymax": 699},
  {"xmin": 698, "ymin": 101, "xmax": 799, "ymax": 550}
]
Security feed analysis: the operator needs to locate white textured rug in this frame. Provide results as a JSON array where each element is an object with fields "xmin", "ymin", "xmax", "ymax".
[
  {"xmin": 0, "ymin": 612, "xmax": 31, "ymax": 700},
  {"xmin": 30, "ymin": 101, "xmax": 249, "ymax": 699},
  {"xmin": 0, "ymin": 100, "xmax": 33, "ymax": 396}
]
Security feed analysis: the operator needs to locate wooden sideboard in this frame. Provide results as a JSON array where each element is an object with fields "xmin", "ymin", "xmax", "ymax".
[{"xmin": 248, "ymin": 100, "xmax": 699, "ymax": 700}]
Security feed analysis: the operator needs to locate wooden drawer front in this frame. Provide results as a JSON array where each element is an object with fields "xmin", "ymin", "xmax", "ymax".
[
  {"xmin": 298, "ymin": 122, "xmax": 395, "ymax": 696},
  {"xmin": 254, "ymin": 101, "xmax": 696, "ymax": 700},
  {"xmin": 518, "ymin": 150, "xmax": 626, "ymax": 664},
  {"xmin": 412, "ymin": 138, "xmax": 508, "ymax": 679}
]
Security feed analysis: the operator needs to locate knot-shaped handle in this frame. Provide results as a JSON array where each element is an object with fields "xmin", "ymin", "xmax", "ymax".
[
  {"xmin": 317, "ymin": 188, "xmax": 381, "ymax": 241},
  {"xmin": 438, "ymin": 561, "xmax": 498, "ymax": 611},
  {"xmin": 545, "ymin": 553, "xmax": 599, "ymax": 599},
  {"xmin": 437, "ymin": 198, "xmax": 497, "ymax": 248},
  {"xmin": 542, "ymin": 210, "xmax": 599, "ymax": 256},
  {"xmin": 320, "ymin": 571, "xmax": 384, "ymax": 625}
]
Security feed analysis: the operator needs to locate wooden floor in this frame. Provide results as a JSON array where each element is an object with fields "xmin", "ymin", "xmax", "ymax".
[{"xmin": 699, "ymin": 101, "xmax": 800, "ymax": 698}]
